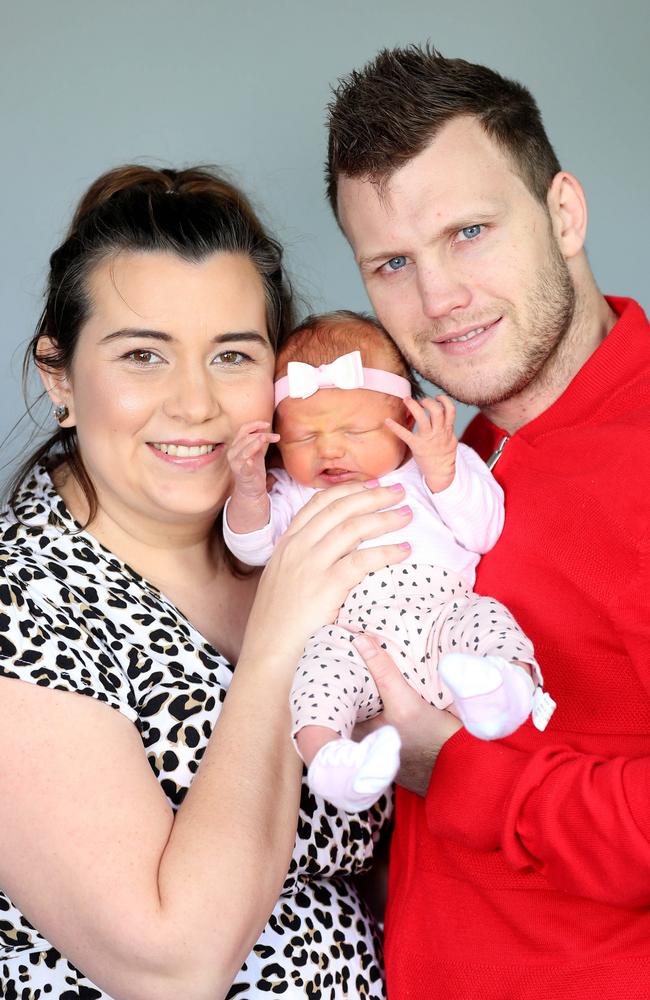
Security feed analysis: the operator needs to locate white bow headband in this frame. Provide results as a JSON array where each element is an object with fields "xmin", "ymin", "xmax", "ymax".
[{"xmin": 274, "ymin": 350, "xmax": 411, "ymax": 408}]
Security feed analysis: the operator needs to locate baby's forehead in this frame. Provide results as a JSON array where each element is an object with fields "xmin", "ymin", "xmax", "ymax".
[
  {"xmin": 274, "ymin": 322, "xmax": 400, "ymax": 377},
  {"xmin": 276, "ymin": 386, "xmax": 399, "ymax": 429}
]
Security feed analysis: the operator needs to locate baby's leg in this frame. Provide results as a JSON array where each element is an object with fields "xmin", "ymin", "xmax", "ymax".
[
  {"xmin": 305, "ymin": 725, "xmax": 401, "ymax": 813},
  {"xmin": 296, "ymin": 725, "xmax": 343, "ymax": 766},
  {"xmin": 435, "ymin": 593, "xmax": 555, "ymax": 739},
  {"xmin": 439, "ymin": 654, "xmax": 535, "ymax": 739},
  {"xmin": 292, "ymin": 625, "xmax": 401, "ymax": 812}
]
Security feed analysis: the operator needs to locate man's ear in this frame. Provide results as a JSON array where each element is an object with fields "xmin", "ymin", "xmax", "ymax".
[
  {"xmin": 547, "ymin": 171, "xmax": 588, "ymax": 260},
  {"xmin": 35, "ymin": 336, "xmax": 75, "ymax": 426}
]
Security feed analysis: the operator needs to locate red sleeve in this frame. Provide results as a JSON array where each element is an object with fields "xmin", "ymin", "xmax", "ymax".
[{"xmin": 426, "ymin": 729, "xmax": 650, "ymax": 907}]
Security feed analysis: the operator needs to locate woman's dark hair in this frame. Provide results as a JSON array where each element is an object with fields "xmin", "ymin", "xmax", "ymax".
[
  {"xmin": 9, "ymin": 164, "xmax": 295, "ymax": 550},
  {"xmin": 326, "ymin": 43, "xmax": 562, "ymax": 217}
]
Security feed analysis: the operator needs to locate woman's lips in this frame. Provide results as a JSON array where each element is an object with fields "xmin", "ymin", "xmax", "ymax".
[{"xmin": 147, "ymin": 441, "xmax": 225, "ymax": 469}]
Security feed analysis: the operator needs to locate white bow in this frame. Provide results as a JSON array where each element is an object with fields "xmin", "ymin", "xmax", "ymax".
[{"xmin": 286, "ymin": 351, "xmax": 365, "ymax": 399}]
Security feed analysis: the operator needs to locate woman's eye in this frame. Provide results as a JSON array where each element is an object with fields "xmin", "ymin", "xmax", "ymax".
[
  {"xmin": 458, "ymin": 224, "xmax": 483, "ymax": 241},
  {"xmin": 127, "ymin": 349, "xmax": 160, "ymax": 365},
  {"xmin": 214, "ymin": 350, "xmax": 249, "ymax": 365}
]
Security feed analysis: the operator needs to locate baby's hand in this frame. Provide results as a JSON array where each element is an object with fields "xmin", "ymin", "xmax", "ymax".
[
  {"xmin": 386, "ymin": 396, "xmax": 457, "ymax": 493},
  {"xmin": 227, "ymin": 421, "xmax": 280, "ymax": 501}
]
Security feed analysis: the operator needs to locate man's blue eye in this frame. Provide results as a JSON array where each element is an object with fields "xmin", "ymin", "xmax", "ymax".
[
  {"xmin": 387, "ymin": 256, "xmax": 407, "ymax": 270},
  {"xmin": 461, "ymin": 225, "xmax": 482, "ymax": 240}
]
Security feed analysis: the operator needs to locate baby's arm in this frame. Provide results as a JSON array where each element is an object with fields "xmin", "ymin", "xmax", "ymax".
[
  {"xmin": 429, "ymin": 443, "xmax": 504, "ymax": 552},
  {"xmin": 224, "ymin": 424, "xmax": 305, "ymax": 566},
  {"xmin": 386, "ymin": 396, "xmax": 503, "ymax": 552},
  {"xmin": 225, "ymin": 421, "xmax": 279, "ymax": 533}
]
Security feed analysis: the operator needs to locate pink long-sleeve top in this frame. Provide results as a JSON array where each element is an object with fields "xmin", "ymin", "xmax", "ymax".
[{"xmin": 223, "ymin": 444, "xmax": 504, "ymax": 583}]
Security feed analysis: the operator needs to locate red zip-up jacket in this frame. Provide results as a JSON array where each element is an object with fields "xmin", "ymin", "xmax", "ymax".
[{"xmin": 385, "ymin": 297, "xmax": 650, "ymax": 998}]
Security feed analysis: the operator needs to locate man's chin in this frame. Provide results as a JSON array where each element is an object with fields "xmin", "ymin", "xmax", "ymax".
[
  {"xmin": 449, "ymin": 383, "xmax": 518, "ymax": 408},
  {"xmin": 415, "ymin": 361, "xmax": 541, "ymax": 409},
  {"xmin": 414, "ymin": 372, "xmax": 510, "ymax": 408}
]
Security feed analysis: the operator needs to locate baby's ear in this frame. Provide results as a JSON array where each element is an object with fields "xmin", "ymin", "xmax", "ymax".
[
  {"xmin": 266, "ymin": 441, "xmax": 284, "ymax": 471},
  {"xmin": 403, "ymin": 402, "xmax": 416, "ymax": 430}
]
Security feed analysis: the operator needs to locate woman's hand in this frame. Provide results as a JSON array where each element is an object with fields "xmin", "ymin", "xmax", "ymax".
[
  {"xmin": 352, "ymin": 634, "xmax": 462, "ymax": 796},
  {"xmin": 242, "ymin": 481, "xmax": 413, "ymax": 662}
]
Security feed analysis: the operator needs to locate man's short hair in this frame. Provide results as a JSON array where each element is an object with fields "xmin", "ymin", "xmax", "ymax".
[{"xmin": 326, "ymin": 43, "xmax": 562, "ymax": 217}]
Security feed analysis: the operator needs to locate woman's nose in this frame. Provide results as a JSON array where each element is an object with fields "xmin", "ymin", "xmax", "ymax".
[{"xmin": 162, "ymin": 365, "xmax": 219, "ymax": 424}]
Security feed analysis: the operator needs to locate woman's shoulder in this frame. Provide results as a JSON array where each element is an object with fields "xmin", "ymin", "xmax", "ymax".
[
  {"xmin": 1, "ymin": 468, "xmax": 93, "ymax": 588},
  {"xmin": 1, "ymin": 461, "xmax": 71, "ymax": 545},
  {"xmin": 0, "ymin": 472, "xmax": 147, "ymax": 722},
  {"xmin": 0, "ymin": 466, "xmax": 133, "ymax": 657}
]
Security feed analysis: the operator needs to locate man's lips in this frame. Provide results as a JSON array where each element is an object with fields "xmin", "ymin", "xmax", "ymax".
[{"xmin": 432, "ymin": 317, "xmax": 502, "ymax": 353}]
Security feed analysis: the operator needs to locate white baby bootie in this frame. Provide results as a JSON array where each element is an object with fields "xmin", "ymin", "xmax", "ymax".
[
  {"xmin": 438, "ymin": 653, "xmax": 536, "ymax": 740},
  {"xmin": 307, "ymin": 725, "xmax": 401, "ymax": 812}
]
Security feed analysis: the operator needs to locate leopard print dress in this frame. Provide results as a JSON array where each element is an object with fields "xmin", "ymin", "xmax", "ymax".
[{"xmin": 0, "ymin": 466, "xmax": 388, "ymax": 999}]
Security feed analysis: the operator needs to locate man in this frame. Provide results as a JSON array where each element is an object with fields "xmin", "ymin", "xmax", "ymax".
[{"xmin": 326, "ymin": 44, "xmax": 650, "ymax": 998}]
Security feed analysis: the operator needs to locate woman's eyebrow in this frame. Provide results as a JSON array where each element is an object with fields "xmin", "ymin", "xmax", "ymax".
[
  {"xmin": 212, "ymin": 331, "xmax": 270, "ymax": 347},
  {"xmin": 99, "ymin": 328, "xmax": 173, "ymax": 344},
  {"xmin": 98, "ymin": 329, "xmax": 269, "ymax": 346}
]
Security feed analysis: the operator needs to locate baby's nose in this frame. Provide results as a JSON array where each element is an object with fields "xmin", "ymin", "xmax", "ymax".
[{"xmin": 318, "ymin": 434, "xmax": 346, "ymax": 458}]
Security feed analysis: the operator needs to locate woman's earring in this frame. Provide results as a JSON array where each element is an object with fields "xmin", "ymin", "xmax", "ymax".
[{"xmin": 54, "ymin": 403, "xmax": 69, "ymax": 423}]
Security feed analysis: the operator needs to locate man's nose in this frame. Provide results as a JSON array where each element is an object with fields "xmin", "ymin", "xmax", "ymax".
[{"xmin": 417, "ymin": 259, "xmax": 472, "ymax": 320}]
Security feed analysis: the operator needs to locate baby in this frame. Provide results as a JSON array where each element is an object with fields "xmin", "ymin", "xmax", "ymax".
[{"xmin": 224, "ymin": 311, "xmax": 555, "ymax": 812}]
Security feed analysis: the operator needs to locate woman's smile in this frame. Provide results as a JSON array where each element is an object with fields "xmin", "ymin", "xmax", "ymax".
[{"xmin": 147, "ymin": 439, "xmax": 225, "ymax": 468}]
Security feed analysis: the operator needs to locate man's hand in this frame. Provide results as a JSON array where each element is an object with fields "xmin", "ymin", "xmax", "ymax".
[
  {"xmin": 352, "ymin": 633, "xmax": 462, "ymax": 796},
  {"xmin": 386, "ymin": 396, "xmax": 457, "ymax": 493}
]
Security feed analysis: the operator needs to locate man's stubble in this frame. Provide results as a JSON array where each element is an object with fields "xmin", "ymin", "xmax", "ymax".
[{"xmin": 408, "ymin": 239, "xmax": 577, "ymax": 410}]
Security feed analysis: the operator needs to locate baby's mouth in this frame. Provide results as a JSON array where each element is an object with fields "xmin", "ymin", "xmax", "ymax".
[{"xmin": 319, "ymin": 468, "xmax": 361, "ymax": 483}]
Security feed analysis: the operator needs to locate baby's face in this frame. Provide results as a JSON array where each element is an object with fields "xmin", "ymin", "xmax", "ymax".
[{"xmin": 276, "ymin": 387, "xmax": 410, "ymax": 488}]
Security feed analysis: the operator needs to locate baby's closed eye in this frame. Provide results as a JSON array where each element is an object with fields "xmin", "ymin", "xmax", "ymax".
[{"xmin": 345, "ymin": 425, "xmax": 383, "ymax": 436}]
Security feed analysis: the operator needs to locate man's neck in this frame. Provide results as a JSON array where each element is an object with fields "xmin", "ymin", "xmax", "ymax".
[{"xmin": 481, "ymin": 286, "xmax": 617, "ymax": 435}]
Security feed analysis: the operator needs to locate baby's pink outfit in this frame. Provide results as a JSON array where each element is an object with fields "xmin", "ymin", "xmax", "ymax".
[{"xmin": 224, "ymin": 446, "xmax": 544, "ymax": 742}]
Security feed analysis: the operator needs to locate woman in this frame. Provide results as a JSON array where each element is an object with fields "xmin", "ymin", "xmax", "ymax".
[{"xmin": 0, "ymin": 165, "xmax": 412, "ymax": 999}]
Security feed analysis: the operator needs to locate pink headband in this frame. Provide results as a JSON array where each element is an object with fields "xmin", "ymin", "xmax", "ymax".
[{"xmin": 274, "ymin": 350, "xmax": 411, "ymax": 408}]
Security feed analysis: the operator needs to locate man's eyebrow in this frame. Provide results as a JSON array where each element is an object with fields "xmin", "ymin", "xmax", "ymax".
[
  {"xmin": 98, "ymin": 328, "xmax": 270, "ymax": 347},
  {"xmin": 358, "ymin": 252, "xmax": 398, "ymax": 271}
]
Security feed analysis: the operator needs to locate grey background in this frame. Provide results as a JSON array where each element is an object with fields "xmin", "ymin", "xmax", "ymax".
[{"xmin": 2, "ymin": 0, "xmax": 648, "ymax": 483}]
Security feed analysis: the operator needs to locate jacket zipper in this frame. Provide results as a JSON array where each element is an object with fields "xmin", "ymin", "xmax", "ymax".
[{"xmin": 486, "ymin": 434, "xmax": 509, "ymax": 471}]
